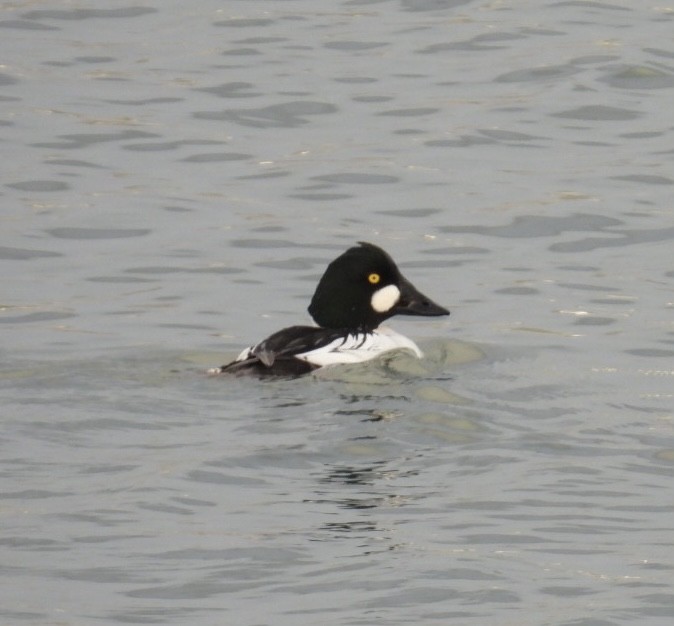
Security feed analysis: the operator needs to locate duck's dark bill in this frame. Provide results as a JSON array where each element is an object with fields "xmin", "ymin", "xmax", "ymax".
[{"xmin": 394, "ymin": 277, "xmax": 450, "ymax": 317}]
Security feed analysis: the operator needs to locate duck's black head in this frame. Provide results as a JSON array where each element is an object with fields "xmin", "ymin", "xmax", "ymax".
[{"xmin": 307, "ymin": 241, "xmax": 449, "ymax": 331}]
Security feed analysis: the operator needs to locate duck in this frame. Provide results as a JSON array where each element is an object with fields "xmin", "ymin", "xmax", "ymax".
[{"xmin": 210, "ymin": 241, "xmax": 449, "ymax": 376}]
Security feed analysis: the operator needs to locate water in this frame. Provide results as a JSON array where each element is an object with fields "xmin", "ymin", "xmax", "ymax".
[{"xmin": 2, "ymin": 1, "xmax": 673, "ymax": 624}]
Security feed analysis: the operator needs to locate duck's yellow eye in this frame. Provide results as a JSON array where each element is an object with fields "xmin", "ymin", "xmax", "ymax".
[{"xmin": 368, "ymin": 273, "xmax": 381, "ymax": 285}]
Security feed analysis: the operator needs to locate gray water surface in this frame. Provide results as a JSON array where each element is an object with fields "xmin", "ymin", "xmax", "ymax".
[{"xmin": 2, "ymin": 1, "xmax": 673, "ymax": 625}]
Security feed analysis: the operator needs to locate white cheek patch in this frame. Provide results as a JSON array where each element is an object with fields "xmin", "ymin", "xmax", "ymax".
[{"xmin": 371, "ymin": 284, "xmax": 401, "ymax": 313}]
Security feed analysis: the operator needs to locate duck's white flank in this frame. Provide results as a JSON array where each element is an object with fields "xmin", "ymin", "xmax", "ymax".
[{"xmin": 296, "ymin": 326, "xmax": 422, "ymax": 367}]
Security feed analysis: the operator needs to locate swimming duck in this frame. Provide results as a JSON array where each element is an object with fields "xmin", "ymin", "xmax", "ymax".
[{"xmin": 210, "ymin": 242, "xmax": 449, "ymax": 376}]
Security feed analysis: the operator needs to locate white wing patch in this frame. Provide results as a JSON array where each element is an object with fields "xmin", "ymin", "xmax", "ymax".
[
  {"xmin": 296, "ymin": 326, "xmax": 422, "ymax": 367},
  {"xmin": 235, "ymin": 346, "xmax": 254, "ymax": 362}
]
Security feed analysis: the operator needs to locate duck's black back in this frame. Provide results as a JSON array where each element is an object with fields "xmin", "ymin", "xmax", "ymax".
[{"xmin": 217, "ymin": 325, "xmax": 347, "ymax": 377}]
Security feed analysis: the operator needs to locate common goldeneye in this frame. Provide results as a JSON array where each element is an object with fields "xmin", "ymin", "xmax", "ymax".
[{"xmin": 210, "ymin": 242, "xmax": 449, "ymax": 376}]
